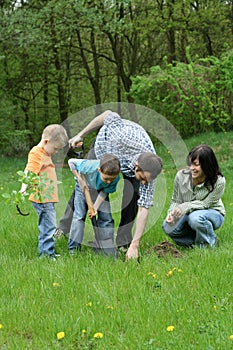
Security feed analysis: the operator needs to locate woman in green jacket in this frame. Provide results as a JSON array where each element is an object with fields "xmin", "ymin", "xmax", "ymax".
[{"xmin": 162, "ymin": 144, "xmax": 225, "ymax": 248}]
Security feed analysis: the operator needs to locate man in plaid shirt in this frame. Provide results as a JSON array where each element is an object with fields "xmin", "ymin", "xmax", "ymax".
[{"xmin": 68, "ymin": 110, "xmax": 162, "ymax": 260}]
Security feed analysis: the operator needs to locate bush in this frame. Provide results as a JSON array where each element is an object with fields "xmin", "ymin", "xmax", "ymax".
[
  {"xmin": 130, "ymin": 50, "xmax": 233, "ymax": 138},
  {"xmin": 0, "ymin": 129, "xmax": 32, "ymax": 157}
]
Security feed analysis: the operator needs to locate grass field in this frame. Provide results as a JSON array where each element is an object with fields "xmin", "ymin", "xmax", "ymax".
[{"xmin": 0, "ymin": 131, "xmax": 233, "ymax": 349}]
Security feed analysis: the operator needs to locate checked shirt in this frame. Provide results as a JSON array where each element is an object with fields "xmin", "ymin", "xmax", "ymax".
[{"xmin": 94, "ymin": 112, "xmax": 157, "ymax": 208}]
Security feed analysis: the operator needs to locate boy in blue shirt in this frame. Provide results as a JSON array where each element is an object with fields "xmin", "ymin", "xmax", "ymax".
[{"xmin": 68, "ymin": 154, "xmax": 120, "ymax": 256}]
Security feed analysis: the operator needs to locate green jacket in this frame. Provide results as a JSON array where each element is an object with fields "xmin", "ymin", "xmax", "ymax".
[{"xmin": 168, "ymin": 168, "xmax": 226, "ymax": 216}]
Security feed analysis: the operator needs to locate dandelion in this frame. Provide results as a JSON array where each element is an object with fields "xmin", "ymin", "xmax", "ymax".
[
  {"xmin": 167, "ymin": 270, "xmax": 173, "ymax": 278},
  {"xmin": 147, "ymin": 272, "xmax": 154, "ymax": 276},
  {"xmin": 167, "ymin": 326, "xmax": 175, "ymax": 332},
  {"xmin": 229, "ymin": 335, "xmax": 233, "ymax": 340},
  {"xmin": 82, "ymin": 329, "xmax": 87, "ymax": 334},
  {"xmin": 0, "ymin": 324, "xmax": 3, "ymax": 329},
  {"xmin": 107, "ymin": 305, "xmax": 114, "ymax": 310},
  {"xmin": 86, "ymin": 302, "xmax": 92, "ymax": 307},
  {"xmin": 213, "ymin": 305, "xmax": 217, "ymax": 311},
  {"xmin": 178, "ymin": 269, "xmax": 183, "ymax": 273},
  {"xmin": 53, "ymin": 282, "xmax": 60, "ymax": 287},
  {"xmin": 94, "ymin": 332, "xmax": 103, "ymax": 339},
  {"xmin": 57, "ymin": 331, "xmax": 65, "ymax": 340}
]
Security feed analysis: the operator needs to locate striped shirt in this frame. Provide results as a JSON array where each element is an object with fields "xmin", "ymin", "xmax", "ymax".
[
  {"xmin": 94, "ymin": 112, "xmax": 156, "ymax": 208},
  {"xmin": 168, "ymin": 168, "xmax": 226, "ymax": 215}
]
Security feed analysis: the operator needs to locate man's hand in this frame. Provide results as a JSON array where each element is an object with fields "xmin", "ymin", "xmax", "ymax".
[
  {"xmin": 69, "ymin": 134, "xmax": 83, "ymax": 148},
  {"xmin": 125, "ymin": 241, "xmax": 139, "ymax": 260}
]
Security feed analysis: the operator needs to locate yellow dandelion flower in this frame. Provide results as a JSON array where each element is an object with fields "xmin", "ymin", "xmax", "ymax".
[
  {"xmin": 167, "ymin": 270, "xmax": 173, "ymax": 277},
  {"xmin": 57, "ymin": 331, "xmax": 65, "ymax": 340},
  {"xmin": 53, "ymin": 282, "xmax": 60, "ymax": 287},
  {"xmin": 82, "ymin": 329, "xmax": 87, "ymax": 334},
  {"xmin": 147, "ymin": 272, "xmax": 153, "ymax": 276},
  {"xmin": 86, "ymin": 302, "xmax": 92, "ymax": 307},
  {"xmin": 107, "ymin": 305, "xmax": 114, "ymax": 310},
  {"xmin": 229, "ymin": 335, "xmax": 233, "ymax": 340},
  {"xmin": 172, "ymin": 267, "xmax": 176, "ymax": 271},
  {"xmin": 0, "ymin": 324, "xmax": 3, "ymax": 329},
  {"xmin": 178, "ymin": 269, "xmax": 183, "ymax": 273},
  {"xmin": 94, "ymin": 332, "xmax": 103, "ymax": 339},
  {"xmin": 213, "ymin": 305, "xmax": 217, "ymax": 311},
  {"xmin": 167, "ymin": 326, "xmax": 175, "ymax": 332}
]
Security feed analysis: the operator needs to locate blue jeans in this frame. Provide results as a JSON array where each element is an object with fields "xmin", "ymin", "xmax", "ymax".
[
  {"xmin": 162, "ymin": 209, "xmax": 224, "ymax": 247},
  {"xmin": 68, "ymin": 183, "xmax": 114, "ymax": 251},
  {"xmin": 32, "ymin": 202, "xmax": 56, "ymax": 257}
]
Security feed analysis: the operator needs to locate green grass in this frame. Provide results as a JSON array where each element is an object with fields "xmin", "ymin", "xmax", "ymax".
[{"xmin": 0, "ymin": 131, "xmax": 233, "ymax": 349}]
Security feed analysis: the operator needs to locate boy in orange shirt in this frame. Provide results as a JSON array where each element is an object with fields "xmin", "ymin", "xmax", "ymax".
[{"xmin": 20, "ymin": 124, "xmax": 68, "ymax": 260}]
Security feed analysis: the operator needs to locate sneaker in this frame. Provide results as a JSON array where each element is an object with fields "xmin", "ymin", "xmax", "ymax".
[
  {"xmin": 69, "ymin": 246, "xmax": 81, "ymax": 256},
  {"xmin": 50, "ymin": 253, "xmax": 61, "ymax": 261},
  {"xmin": 69, "ymin": 250, "xmax": 77, "ymax": 256},
  {"xmin": 117, "ymin": 244, "xmax": 130, "ymax": 253},
  {"xmin": 54, "ymin": 228, "xmax": 69, "ymax": 239}
]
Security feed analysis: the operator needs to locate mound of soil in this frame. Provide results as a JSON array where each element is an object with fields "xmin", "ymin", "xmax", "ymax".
[{"xmin": 149, "ymin": 240, "xmax": 182, "ymax": 258}]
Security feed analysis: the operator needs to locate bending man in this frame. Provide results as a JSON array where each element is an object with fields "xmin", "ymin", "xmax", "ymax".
[{"xmin": 61, "ymin": 110, "xmax": 163, "ymax": 259}]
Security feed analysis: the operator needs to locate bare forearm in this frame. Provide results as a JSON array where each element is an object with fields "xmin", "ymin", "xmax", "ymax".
[
  {"xmin": 131, "ymin": 207, "xmax": 149, "ymax": 247},
  {"xmin": 93, "ymin": 192, "xmax": 107, "ymax": 211},
  {"xmin": 80, "ymin": 110, "xmax": 110, "ymax": 137},
  {"xmin": 126, "ymin": 207, "xmax": 149, "ymax": 260},
  {"xmin": 69, "ymin": 110, "xmax": 111, "ymax": 147},
  {"xmin": 19, "ymin": 170, "xmax": 29, "ymax": 193}
]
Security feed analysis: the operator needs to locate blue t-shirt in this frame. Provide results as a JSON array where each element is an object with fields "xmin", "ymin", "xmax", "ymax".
[{"xmin": 75, "ymin": 159, "xmax": 119, "ymax": 193}]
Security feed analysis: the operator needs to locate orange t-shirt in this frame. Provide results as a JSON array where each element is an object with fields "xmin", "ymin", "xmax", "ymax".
[{"xmin": 25, "ymin": 146, "xmax": 58, "ymax": 203}]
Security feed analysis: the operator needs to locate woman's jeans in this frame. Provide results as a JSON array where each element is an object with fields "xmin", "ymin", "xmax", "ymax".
[
  {"xmin": 32, "ymin": 202, "xmax": 56, "ymax": 257},
  {"xmin": 162, "ymin": 209, "xmax": 224, "ymax": 248},
  {"xmin": 68, "ymin": 183, "xmax": 114, "ymax": 251}
]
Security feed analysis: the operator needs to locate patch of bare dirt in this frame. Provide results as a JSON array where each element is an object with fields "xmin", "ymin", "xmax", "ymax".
[{"xmin": 148, "ymin": 240, "xmax": 182, "ymax": 258}]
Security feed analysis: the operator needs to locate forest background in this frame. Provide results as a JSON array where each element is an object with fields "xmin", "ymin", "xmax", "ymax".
[{"xmin": 0, "ymin": 0, "xmax": 233, "ymax": 156}]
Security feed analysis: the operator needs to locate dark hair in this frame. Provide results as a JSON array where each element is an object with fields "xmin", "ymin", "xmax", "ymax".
[
  {"xmin": 187, "ymin": 144, "xmax": 223, "ymax": 190},
  {"xmin": 100, "ymin": 154, "xmax": 120, "ymax": 175},
  {"xmin": 137, "ymin": 152, "xmax": 163, "ymax": 180}
]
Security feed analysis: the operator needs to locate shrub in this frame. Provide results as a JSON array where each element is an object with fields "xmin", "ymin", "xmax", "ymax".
[{"xmin": 130, "ymin": 50, "xmax": 233, "ymax": 138}]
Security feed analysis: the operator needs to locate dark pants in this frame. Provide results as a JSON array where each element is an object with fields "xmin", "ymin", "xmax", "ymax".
[{"xmin": 116, "ymin": 174, "xmax": 140, "ymax": 247}]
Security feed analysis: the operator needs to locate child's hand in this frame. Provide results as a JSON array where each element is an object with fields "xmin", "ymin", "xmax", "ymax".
[{"xmin": 88, "ymin": 208, "xmax": 97, "ymax": 219}]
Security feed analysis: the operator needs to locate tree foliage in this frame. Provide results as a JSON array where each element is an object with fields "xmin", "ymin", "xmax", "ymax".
[{"xmin": 0, "ymin": 0, "xmax": 232, "ymax": 154}]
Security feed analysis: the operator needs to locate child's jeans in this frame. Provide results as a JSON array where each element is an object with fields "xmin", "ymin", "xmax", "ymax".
[
  {"xmin": 68, "ymin": 183, "xmax": 114, "ymax": 251},
  {"xmin": 32, "ymin": 202, "xmax": 56, "ymax": 257}
]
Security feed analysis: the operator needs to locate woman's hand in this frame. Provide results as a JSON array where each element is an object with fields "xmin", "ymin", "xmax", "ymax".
[{"xmin": 166, "ymin": 208, "xmax": 182, "ymax": 224}]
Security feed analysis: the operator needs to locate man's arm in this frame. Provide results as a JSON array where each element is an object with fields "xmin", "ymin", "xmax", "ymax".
[
  {"xmin": 69, "ymin": 110, "xmax": 112, "ymax": 148},
  {"xmin": 126, "ymin": 206, "xmax": 149, "ymax": 260}
]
